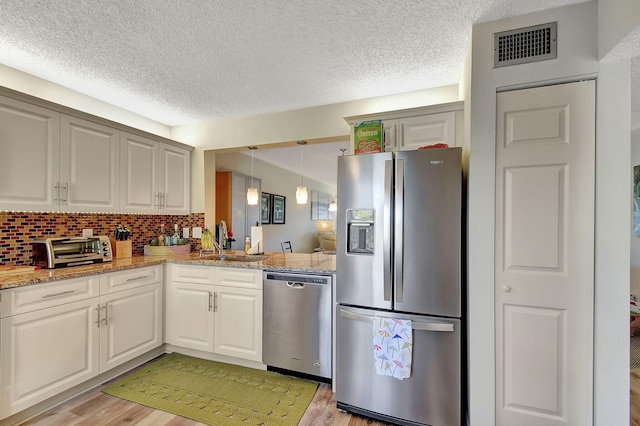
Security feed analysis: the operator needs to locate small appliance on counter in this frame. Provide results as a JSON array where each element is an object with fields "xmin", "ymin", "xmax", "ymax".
[{"xmin": 31, "ymin": 236, "xmax": 112, "ymax": 268}]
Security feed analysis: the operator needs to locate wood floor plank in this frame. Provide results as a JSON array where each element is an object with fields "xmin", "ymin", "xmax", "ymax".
[
  {"xmin": 102, "ymin": 404, "xmax": 156, "ymax": 426},
  {"xmin": 632, "ymin": 371, "xmax": 640, "ymax": 426}
]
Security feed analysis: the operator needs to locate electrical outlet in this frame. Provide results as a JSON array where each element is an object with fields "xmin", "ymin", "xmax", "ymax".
[
  {"xmin": 182, "ymin": 227, "xmax": 189, "ymax": 239},
  {"xmin": 192, "ymin": 227, "xmax": 202, "ymax": 238},
  {"xmin": 82, "ymin": 229, "xmax": 93, "ymax": 237}
]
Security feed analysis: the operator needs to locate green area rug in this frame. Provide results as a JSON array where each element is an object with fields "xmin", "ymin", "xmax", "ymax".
[{"xmin": 102, "ymin": 353, "xmax": 318, "ymax": 426}]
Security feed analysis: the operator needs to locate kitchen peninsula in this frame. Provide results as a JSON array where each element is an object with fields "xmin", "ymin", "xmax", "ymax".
[{"xmin": 0, "ymin": 251, "xmax": 335, "ymax": 424}]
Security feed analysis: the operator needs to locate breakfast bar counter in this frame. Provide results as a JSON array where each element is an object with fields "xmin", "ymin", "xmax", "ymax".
[{"xmin": 0, "ymin": 251, "xmax": 336, "ymax": 290}]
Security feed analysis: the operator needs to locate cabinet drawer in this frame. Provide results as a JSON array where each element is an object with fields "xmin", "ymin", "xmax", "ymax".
[
  {"xmin": 214, "ymin": 267, "xmax": 262, "ymax": 290},
  {"xmin": 169, "ymin": 263, "xmax": 214, "ymax": 285},
  {"xmin": 99, "ymin": 265, "xmax": 162, "ymax": 295},
  {"xmin": 0, "ymin": 276, "xmax": 99, "ymax": 318}
]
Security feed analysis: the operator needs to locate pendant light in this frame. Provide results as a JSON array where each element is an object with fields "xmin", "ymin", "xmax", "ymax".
[
  {"xmin": 246, "ymin": 146, "xmax": 259, "ymax": 205},
  {"xmin": 296, "ymin": 140, "xmax": 308, "ymax": 204}
]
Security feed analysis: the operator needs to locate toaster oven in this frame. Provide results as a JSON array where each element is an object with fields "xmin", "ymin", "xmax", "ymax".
[{"xmin": 31, "ymin": 236, "xmax": 113, "ymax": 268}]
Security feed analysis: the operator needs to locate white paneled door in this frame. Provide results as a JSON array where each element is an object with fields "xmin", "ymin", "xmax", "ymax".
[{"xmin": 495, "ymin": 81, "xmax": 595, "ymax": 425}]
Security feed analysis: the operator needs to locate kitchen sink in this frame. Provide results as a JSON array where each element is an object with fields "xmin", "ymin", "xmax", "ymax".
[{"xmin": 200, "ymin": 253, "xmax": 267, "ymax": 262}]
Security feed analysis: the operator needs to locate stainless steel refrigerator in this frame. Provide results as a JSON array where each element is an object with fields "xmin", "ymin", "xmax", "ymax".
[{"xmin": 335, "ymin": 147, "xmax": 463, "ymax": 426}]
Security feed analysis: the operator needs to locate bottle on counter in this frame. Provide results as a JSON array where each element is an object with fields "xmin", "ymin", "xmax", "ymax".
[
  {"xmin": 158, "ymin": 224, "xmax": 166, "ymax": 246},
  {"xmin": 244, "ymin": 236, "xmax": 251, "ymax": 254},
  {"xmin": 172, "ymin": 224, "xmax": 179, "ymax": 245}
]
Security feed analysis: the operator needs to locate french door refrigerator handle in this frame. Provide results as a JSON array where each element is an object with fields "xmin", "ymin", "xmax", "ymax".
[
  {"xmin": 394, "ymin": 158, "xmax": 404, "ymax": 302},
  {"xmin": 383, "ymin": 159, "xmax": 393, "ymax": 302},
  {"xmin": 339, "ymin": 309, "xmax": 454, "ymax": 332}
]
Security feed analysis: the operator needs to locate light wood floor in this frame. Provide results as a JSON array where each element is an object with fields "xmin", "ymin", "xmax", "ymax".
[
  {"xmin": 22, "ymin": 380, "xmax": 391, "ymax": 426},
  {"xmin": 632, "ymin": 370, "xmax": 640, "ymax": 426}
]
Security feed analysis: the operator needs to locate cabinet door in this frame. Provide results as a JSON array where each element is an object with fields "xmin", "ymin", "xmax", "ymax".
[
  {"xmin": 60, "ymin": 115, "xmax": 119, "ymax": 212},
  {"xmin": 165, "ymin": 281, "xmax": 214, "ymax": 352},
  {"xmin": 0, "ymin": 96, "xmax": 60, "ymax": 211},
  {"xmin": 99, "ymin": 283, "xmax": 163, "ymax": 373},
  {"xmin": 120, "ymin": 132, "xmax": 158, "ymax": 213},
  {"xmin": 0, "ymin": 298, "xmax": 100, "ymax": 419},
  {"xmin": 213, "ymin": 286, "xmax": 262, "ymax": 362},
  {"xmin": 382, "ymin": 120, "xmax": 398, "ymax": 151},
  {"xmin": 159, "ymin": 144, "xmax": 190, "ymax": 214},
  {"xmin": 396, "ymin": 112, "xmax": 456, "ymax": 151}
]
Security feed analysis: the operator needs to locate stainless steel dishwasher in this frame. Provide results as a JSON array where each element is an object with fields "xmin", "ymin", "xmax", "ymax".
[{"xmin": 263, "ymin": 271, "xmax": 332, "ymax": 379}]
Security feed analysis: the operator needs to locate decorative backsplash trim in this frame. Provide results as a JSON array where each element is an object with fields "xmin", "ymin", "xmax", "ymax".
[{"xmin": 0, "ymin": 212, "xmax": 205, "ymax": 266}]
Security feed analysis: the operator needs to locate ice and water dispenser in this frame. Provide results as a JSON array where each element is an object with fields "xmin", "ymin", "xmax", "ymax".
[{"xmin": 346, "ymin": 209, "xmax": 375, "ymax": 255}]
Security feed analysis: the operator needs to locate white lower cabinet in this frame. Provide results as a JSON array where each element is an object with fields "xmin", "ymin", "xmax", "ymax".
[
  {"xmin": 166, "ymin": 281, "xmax": 214, "ymax": 351},
  {"xmin": 99, "ymin": 282, "xmax": 163, "ymax": 372},
  {"xmin": 0, "ymin": 265, "xmax": 163, "ymax": 420},
  {"xmin": 213, "ymin": 285, "xmax": 262, "ymax": 362},
  {"xmin": 166, "ymin": 264, "xmax": 262, "ymax": 363},
  {"xmin": 0, "ymin": 297, "xmax": 100, "ymax": 417}
]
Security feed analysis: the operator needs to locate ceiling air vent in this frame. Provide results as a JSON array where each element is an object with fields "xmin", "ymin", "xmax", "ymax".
[{"xmin": 494, "ymin": 22, "xmax": 557, "ymax": 68}]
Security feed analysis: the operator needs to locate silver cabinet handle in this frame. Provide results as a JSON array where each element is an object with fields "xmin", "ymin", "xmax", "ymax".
[
  {"xmin": 126, "ymin": 275, "xmax": 148, "ymax": 282},
  {"xmin": 208, "ymin": 291, "xmax": 213, "ymax": 312},
  {"xmin": 54, "ymin": 182, "xmax": 61, "ymax": 204},
  {"xmin": 60, "ymin": 182, "xmax": 68, "ymax": 204},
  {"xmin": 95, "ymin": 304, "xmax": 101, "ymax": 328},
  {"xmin": 101, "ymin": 303, "xmax": 109, "ymax": 326},
  {"xmin": 339, "ymin": 309, "xmax": 454, "ymax": 332},
  {"xmin": 213, "ymin": 292, "xmax": 218, "ymax": 312},
  {"xmin": 161, "ymin": 192, "xmax": 166, "ymax": 209},
  {"xmin": 42, "ymin": 290, "xmax": 75, "ymax": 299}
]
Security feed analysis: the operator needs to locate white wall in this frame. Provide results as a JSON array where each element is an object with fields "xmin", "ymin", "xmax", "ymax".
[
  {"xmin": 176, "ymin": 86, "xmax": 460, "ymax": 217},
  {"xmin": 215, "ymin": 152, "xmax": 335, "ymax": 253},
  {"xmin": 468, "ymin": 2, "xmax": 612, "ymax": 424},
  {"xmin": 171, "ymin": 86, "xmax": 459, "ymax": 149},
  {"xmin": 598, "ymin": 0, "xmax": 640, "ymax": 59},
  {"xmin": 0, "ymin": 64, "xmax": 171, "ymax": 138},
  {"xmin": 632, "ymin": 128, "xmax": 640, "ymax": 297},
  {"xmin": 596, "ymin": 60, "xmax": 631, "ymax": 426}
]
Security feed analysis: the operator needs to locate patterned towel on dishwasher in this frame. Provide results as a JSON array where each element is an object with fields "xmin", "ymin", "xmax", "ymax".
[{"xmin": 373, "ymin": 316, "xmax": 413, "ymax": 380}]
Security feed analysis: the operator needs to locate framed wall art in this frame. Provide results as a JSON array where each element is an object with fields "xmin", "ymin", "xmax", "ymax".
[
  {"xmin": 272, "ymin": 194, "xmax": 286, "ymax": 224},
  {"xmin": 261, "ymin": 192, "xmax": 272, "ymax": 224}
]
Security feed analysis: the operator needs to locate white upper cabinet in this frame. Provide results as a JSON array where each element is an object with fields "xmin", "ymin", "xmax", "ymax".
[
  {"xmin": 60, "ymin": 115, "xmax": 120, "ymax": 212},
  {"xmin": 0, "ymin": 91, "xmax": 191, "ymax": 214},
  {"xmin": 120, "ymin": 132, "xmax": 190, "ymax": 214},
  {"xmin": 0, "ymin": 95, "xmax": 61, "ymax": 211},
  {"xmin": 345, "ymin": 102, "xmax": 463, "ymax": 153},
  {"xmin": 159, "ymin": 143, "xmax": 190, "ymax": 214},
  {"xmin": 384, "ymin": 111, "xmax": 456, "ymax": 151}
]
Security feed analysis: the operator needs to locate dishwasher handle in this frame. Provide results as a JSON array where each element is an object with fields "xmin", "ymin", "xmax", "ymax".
[{"xmin": 286, "ymin": 282, "xmax": 305, "ymax": 289}]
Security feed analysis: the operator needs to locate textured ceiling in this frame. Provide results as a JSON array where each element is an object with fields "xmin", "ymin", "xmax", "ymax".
[
  {"xmin": 0, "ymin": 0, "xmax": 594, "ymax": 127},
  {"xmin": 3, "ymin": 0, "xmax": 639, "ymax": 183}
]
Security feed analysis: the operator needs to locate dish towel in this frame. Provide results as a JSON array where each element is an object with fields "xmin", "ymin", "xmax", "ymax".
[{"xmin": 373, "ymin": 316, "xmax": 413, "ymax": 380}]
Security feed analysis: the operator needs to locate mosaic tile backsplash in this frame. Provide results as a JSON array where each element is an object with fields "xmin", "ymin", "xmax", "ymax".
[{"xmin": 0, "ymin": 212, "xmax": 205, "ymax": 266}]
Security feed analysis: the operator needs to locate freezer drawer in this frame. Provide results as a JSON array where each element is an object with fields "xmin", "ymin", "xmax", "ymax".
[{"xmin": 336, "ymin": 306, "xmax": 461, "ymax": 426}]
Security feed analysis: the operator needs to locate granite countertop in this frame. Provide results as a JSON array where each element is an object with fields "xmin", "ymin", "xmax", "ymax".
[{"xmin": 0, "ymin": 251, "xmax": 336, "ymax": 290}]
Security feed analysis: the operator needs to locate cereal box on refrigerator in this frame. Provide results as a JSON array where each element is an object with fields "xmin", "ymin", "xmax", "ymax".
[{"xmin": 354, "ymin": 120, "xmax": 383, "ymax": 154}]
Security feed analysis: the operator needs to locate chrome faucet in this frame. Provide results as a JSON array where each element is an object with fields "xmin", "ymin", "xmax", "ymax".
[
  {"xmin": 212, "ymin": 239, "xmax": 224, "ymax": 255},
  {"xmin": 218, "ymin": 220, "xmax": 228, "ymax": 252}
]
